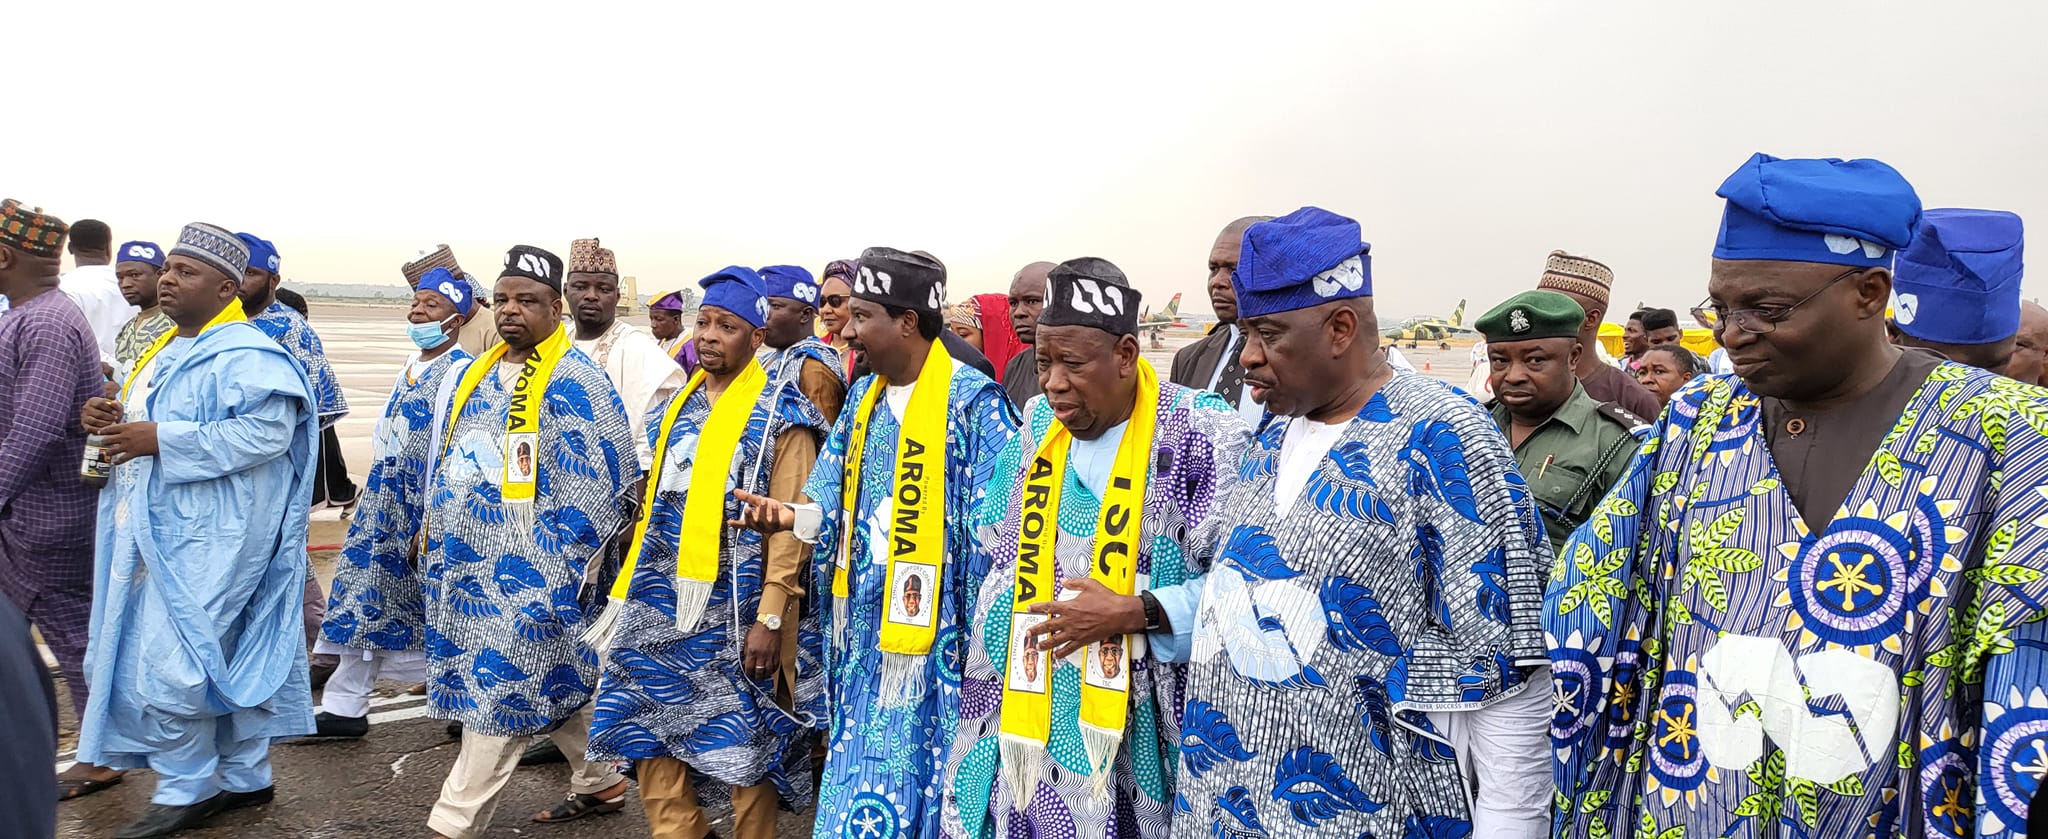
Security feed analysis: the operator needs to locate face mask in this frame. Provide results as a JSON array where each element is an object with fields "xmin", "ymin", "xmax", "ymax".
[{"xmin": 408, "ymin": 315, "xmax": 456, "ymax": 350}]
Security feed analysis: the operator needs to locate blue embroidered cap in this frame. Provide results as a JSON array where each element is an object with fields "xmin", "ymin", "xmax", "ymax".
[
  {"xmin": 760, "ymin": 264, "xmax": 820, "ymax": 306},
  {"xmin": 116, "ymin": 240, "xmax": 165, "ymax": 268},
  {"xmin": 699, "ymin": 265, "xmax": 771, "ymax": 328},
  {"xmin": 1232, "ymin": 206, "xmax": 1372, "ymax": 319},
  {"xmin": 1712, "ymin": 152, "xmax": 1923, "ymax": 268},
  {"xmin": 234, "ymin": 232, "xmax": 281, "ymax": 277},
  {"xmin": 170, "ymin": 223, "xmax": 249, "ymax": 282},
  {"xmin": 1891, "ymin": 208, "xmax": 2024, "ymax": 345},
  {"xmin": 417, "ymin": 266, "xmax": 477, "ymax": 316}
]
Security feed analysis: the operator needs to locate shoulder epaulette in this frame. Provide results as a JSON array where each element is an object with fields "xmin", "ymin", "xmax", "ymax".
[{"xmin": 1597, "ymin": 401, "xmax": 1653, "ymax": 435}]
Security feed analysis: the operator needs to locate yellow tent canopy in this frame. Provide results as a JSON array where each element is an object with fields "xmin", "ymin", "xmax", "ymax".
[{"xmin": 1597, "ymin": 323, "xmax": 1720, "ymax": 359}]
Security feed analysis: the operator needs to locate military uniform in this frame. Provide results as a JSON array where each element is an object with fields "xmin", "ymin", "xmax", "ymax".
[
  {"xmin": 1487, "ymin": 385, "xmax": 1646, "ymax": 557},
  {"xmin": 1476, "ymin": 288, "xmax": 1651, "ymax": 559}
]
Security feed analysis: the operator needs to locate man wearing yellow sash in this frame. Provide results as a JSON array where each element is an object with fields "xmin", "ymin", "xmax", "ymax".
[
  {"xmin": 75, "ymin": 223, "xmax": 321, "ymax": 837},
  {"xmin": 938, "ymin": 258, "xmax": 1252, "ymax": 839},
  {"xmin": 587, "ymin": 267, "xmax": 832, "ymax": 839},
  {"xmin": 732, "ymin": 246, "xmax": 1018, "ymax": 839},
  {"xmin": 419, "ymin": 245, "xmax": 640, "ymax": 839}
]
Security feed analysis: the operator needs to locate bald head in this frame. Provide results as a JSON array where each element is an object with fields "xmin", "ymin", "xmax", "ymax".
[
  {"xmin": 1009, "ymin": 261, "xmax": 1055, "ymax": 345},
  {"xmin": 1206, "ymin": 215, "xmax": 1277, "ymax": 324}
]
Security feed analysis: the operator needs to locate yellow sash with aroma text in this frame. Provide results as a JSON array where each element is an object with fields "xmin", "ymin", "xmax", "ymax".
[
  {"xmin": 837, "ymin": 341, "xmax": 953, "ymax": 703},
  {"xmin": 998, "ymin": 358, "xmax": 1158, "ymax": 805},
  {"xmin": 122, "ymin": 304, "xmax": 247, "ymax": 401},
  {"xmin": 608, "ymin": 360, "xmax": 768, "ymax": 634},
  {"xmin": 443, "ymin": 325, "xmax": 573, "ymax": 507}
]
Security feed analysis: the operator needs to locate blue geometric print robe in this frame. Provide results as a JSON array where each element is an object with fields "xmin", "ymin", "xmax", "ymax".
[
  {"xmin": 1170, "ymin": 372, "xmax": 1551, "ymax": 839},
  {"xmin": 941, "ymin": 383, "xmax": 1251, "ymax": 839},
  {"xmin": 251, "ymin": 300, "xmax": 349, "ymax": 427},
  {"xmin": 322, "ymin": 349, "xmax": 472, "ymax": 652},
  {"xmin": 1547, "ymin": 367, "xmax": 2048, "ymax": 839},
  {"xmin": 419, "ymin": 347, "xmax": 638, "ymax": 736},
  {"xmin": 588, "ymin": 370, "xmax": 831, "ymax": 813},
  {"xmin": 805, "ymin": 361, "xmax": 1019, "ymax": 839}
]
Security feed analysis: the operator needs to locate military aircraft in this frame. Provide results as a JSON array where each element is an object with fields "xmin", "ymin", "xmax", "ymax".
[
  {"xmin": 1141, "ymin": 293, "xmax": 1188, "ymax": 328},
  {"xmin": 1382, "ymin": 299, "xmax": 1475, "ymax": 342}
]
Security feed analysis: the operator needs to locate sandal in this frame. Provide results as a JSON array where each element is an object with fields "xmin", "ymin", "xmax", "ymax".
[
  {"xmin": 531, "ymin": 781, "xmax": 628, "ymax": 823},
  {"xmin": 58, "ymin": 772, "xmax": 123, "ymax": 801}
]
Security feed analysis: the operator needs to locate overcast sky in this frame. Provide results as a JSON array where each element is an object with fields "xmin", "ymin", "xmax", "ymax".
[{"xmin": 22, "ymin": 1, "xmax": 2046, "ymax": 319}]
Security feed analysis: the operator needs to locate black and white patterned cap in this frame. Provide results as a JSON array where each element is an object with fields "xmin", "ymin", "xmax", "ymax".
[
  {"xmin": 499, "ymin": 244, "xmax": 564, "ymax": 292},
  {"xmin": 1041, "ymin": 257, "xmax": 1141, "ymax": 336},
  {"xmin": 852, "ymin": 246, "xmax": 946, "ymax": 315}
]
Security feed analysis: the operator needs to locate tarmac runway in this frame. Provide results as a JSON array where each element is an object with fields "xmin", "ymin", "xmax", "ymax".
[{"xmin": 53, "ymin": 302, "xmax": 1481, "ymax": 838}]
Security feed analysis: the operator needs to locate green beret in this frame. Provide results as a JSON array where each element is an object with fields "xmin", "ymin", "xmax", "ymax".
[{"xmin": 1475, "ymin": 290, "xmax": 1585, "ymax": 342}]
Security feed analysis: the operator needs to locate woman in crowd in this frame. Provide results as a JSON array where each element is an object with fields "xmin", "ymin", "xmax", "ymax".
[
  {"xmin": 819, "ymin": 259, "xmax": 857, "ymax": 381},
  {"xmin": 1632, "ymin": 343, "xmax": 1707, "ymax": 408}
]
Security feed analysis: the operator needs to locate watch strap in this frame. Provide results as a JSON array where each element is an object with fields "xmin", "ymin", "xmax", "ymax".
[{"xmin": 1139, "ymin": 590, "xmax": 1163, "ymax": 632}]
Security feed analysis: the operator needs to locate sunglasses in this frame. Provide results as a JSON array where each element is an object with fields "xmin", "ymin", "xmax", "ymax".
[{"xmin": 820, "ymin": 294, "xmax": 849, "ymax": 308}]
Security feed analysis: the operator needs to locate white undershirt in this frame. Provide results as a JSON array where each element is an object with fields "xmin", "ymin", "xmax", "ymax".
[
  {"xmin": 1066, "ymin": 419, "xmax": 1128, "ymax": 498},
  {"xmin": 1272, "ymin": 416, "xmax": 1352, "ymax": 512},
  {"xmin": 1268, "ymin": 412, "xmax": 1550, "ymax": 839}
]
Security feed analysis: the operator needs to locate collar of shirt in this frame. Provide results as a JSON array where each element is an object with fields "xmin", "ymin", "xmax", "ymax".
[{"xmin": 1065, "ymin": 417, "xmax": 1130, "ymax": 499}]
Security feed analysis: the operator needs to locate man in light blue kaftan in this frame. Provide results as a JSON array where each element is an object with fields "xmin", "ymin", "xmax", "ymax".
[
  {"xmin": 1548, "ymin": 155, "xmax": 2048, "ymax": 839},
  {"xmin": 589, "ymin": 267, "xmax": 834, "ymax": 839},
  {"xmin": 734, "ymin": 246, "xmax": 1019, "ymax": 839},
  {"xmin": 1169, "ymin": 209, "xmax": 1555, "ymax": 839},
  {"xmin": 76, "ymin": 223, "xmax": 319, "ymax": 837},
  {"xmin": 939, "ymin": 258, "xmax": 1253, "ymax": 839},
  {"xmin": 313, "ymin": 270, "xmax": 478, "ymax": 738},
  {"xmin": 418, "ymin": 246, "xmax": 640, "ymax": 839}
]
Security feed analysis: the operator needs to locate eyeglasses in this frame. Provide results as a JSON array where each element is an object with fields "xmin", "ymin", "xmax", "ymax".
[
  {"xmin": 1692, "ymin": 267, "xmax": 1863, "ymax": 335},
  {"xmin": 819, "ymin": 294, "xmax": 849, "ymax": 308}
]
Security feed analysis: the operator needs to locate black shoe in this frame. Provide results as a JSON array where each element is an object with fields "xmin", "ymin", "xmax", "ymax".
[
  {"xmin": 220, "ymin": 786, "xmax": 275, "ymax": 812},
  {"xmin": 519, "ymin": 737, "xmax": 566, "ymax": 766},
  {"xmin": 113, "ymin": 795, "xmax": 226, "ymax": 838},
  {"xmin": 311, "ymin": 712, "xmax": 368, "ymax": 739}
]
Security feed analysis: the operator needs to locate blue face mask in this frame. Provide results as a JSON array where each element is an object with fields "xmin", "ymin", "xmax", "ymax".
[{"xmin": 408, "ymin": 316, "xmax": 456, "ymax": 350}]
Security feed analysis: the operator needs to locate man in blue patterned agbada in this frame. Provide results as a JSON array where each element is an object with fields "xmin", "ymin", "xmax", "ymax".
[
  {"xmin": 588, "ymin": 267, "xmax": 833, "ymax": 839},
  {"xmin": 418, "ymin": 245, "xmax": 639, "ymax": 839},
  {"xmin": 1547, "ymin": 154, "xmax": 2048, "ymax": 839},
  {"xmin": 311, "ymin": 268, "xmax": 477, "ymax": 739},
  {"xmin": 733, "ymin": 246, "xmax": 1019, "ymax": 839},
  {"xmin": 1170, "ymin": 207, "xmax": 1556, "ymax": 839}
]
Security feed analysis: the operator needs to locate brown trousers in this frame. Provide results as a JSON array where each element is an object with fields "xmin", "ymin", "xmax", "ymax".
[{"xmin": 637, "ymin": 756, "xmax": 778, "ymax": 839}]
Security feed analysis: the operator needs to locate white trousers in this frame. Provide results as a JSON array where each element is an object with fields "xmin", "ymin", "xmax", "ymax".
[{"xmin": 310, "ymin": 642, "xmax": 427, "ymax": 718}]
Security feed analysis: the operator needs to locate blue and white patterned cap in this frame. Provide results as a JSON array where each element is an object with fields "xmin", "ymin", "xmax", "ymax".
[
  {"xmin": 417, "ymin": 266, "xmax": 476, "ymax": 316},
  {"xmin": 116, "ymin": 240, "xmax": 164, "ymax": 268},
  {"xmin": 171, "ymin": 223, "xmax": 249, "ymax": 282},
  {"xmin": 760, "ymin": 264, "xmax": 820, "ymax": 306},
  {"xmin": 234, "ymin": 232, "xmax": 281, "ymax": 277},
  {"xmin": 1233, "ymin": 206, "xmax": 1373, "ymax": 319},
  {"xmin": 699, "ymin": 265, "xmax": 771, "ymax": 328}
]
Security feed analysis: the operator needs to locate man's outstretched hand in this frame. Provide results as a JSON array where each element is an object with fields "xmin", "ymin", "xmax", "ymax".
[{"xmin": 729, "ymin": 489, "xmax": 796, "ymax": 534}]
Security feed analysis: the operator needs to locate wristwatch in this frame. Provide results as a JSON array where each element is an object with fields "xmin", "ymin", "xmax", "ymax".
[
  {"xmin": 1138, "ymin": 591, "xmax": 1164, "ymax": 632},
  {"xmin": 758, "ymin": 612, "xmax": 783, "ymax": 631}
]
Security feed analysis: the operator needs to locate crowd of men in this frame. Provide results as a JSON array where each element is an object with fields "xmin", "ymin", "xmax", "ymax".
[{"xmin": 3, "ymin": 149, "xmax": 2047, "ymax": 839}]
